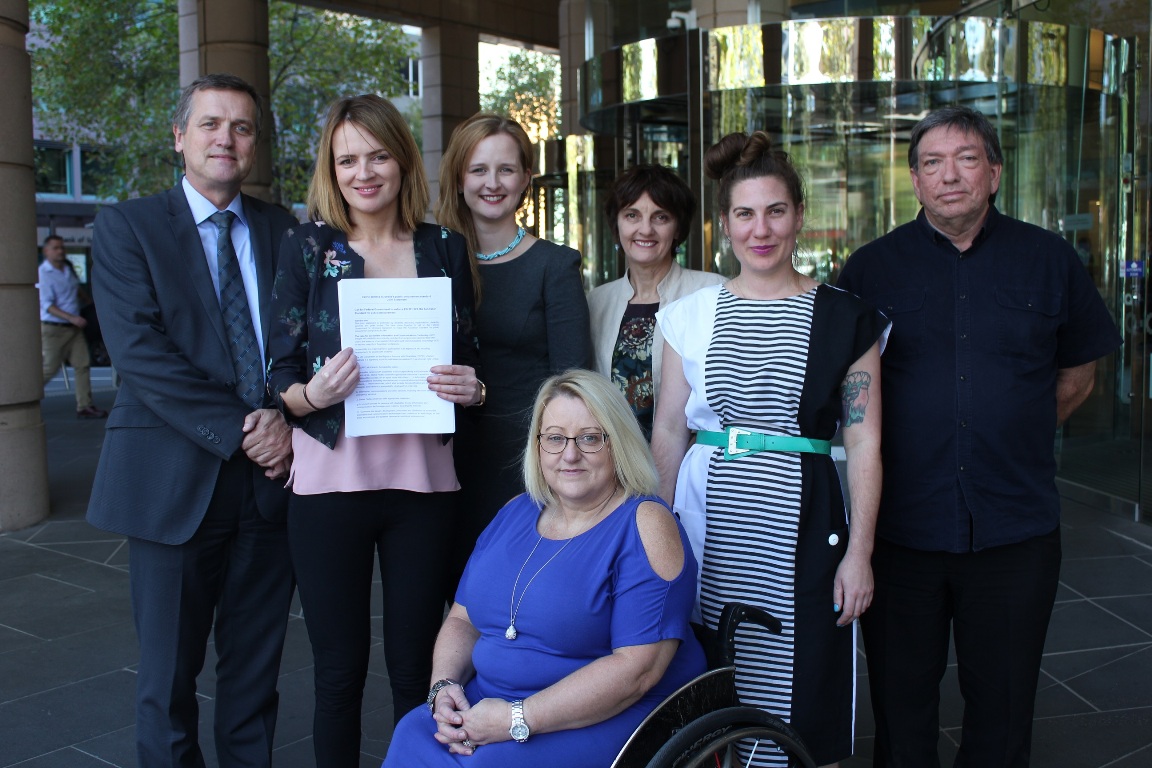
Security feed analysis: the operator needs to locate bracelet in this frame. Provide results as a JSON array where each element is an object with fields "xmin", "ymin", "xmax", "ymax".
[
  {"xmin": 301, "ymin": 382, "xmax": 318, "ymax": 411},
  {"xmin": 427, "ymin": 678, "xmax": 460, "ymax": 713},
  {"xmin": 475, "ymin": 380, "xmax": 486, "ymax": 407}
]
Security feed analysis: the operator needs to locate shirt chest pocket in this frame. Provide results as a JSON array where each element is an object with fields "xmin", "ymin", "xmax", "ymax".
[
  {"xmin": 875, "ymin": 289, "xmax": 925, "ymax": 357},
  {"xmin": 995, "ymin": 287, "xmax": 1062, "ymax": 360}
]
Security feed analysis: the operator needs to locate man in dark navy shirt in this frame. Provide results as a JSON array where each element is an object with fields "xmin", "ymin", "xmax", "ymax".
[{"xmin": 838, "ymin": 106, "xmax": 1120, "ymax": 767}]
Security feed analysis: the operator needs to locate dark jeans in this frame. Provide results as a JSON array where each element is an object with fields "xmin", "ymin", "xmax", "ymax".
[
  {"xmin": 861, "ymin": 528, "xmax": 1061, "ymax": 768},
  {"xmin": 289, "ymin": 488, "xmax": 454, "ymax": 768}
]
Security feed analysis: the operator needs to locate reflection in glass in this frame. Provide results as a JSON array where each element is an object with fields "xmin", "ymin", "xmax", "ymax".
[
  {"xmin": 35, "ymin": 146, "xmax": 71, "ymax": 196},
  {"xmin": 1003, "ymin": 20, "xmax": 1020, "ymax": 84},
  {"xmin": 1098, "ymin": 31, "xmax": 1121, "ymax": 92},
  {"xmin": 578, "ymin": 15, "xmax": 1139, "ymax": 508},
  {"xmin": 80, "ymin": 149, "xmax": 115, "ymax": 198},
  {"xmin": 911, "ymin": 16, "xmax": 944, "ymax": 80},
  {"xmin": 710, "ymin": 25, "xmax": 765, "ymax": 91},
  {"xmin": 564, "ymin": 135, "xmax": 600, "ymax": 286},
  {"xmin": 784, "ymin": 19, "xmax": 858, "ymax": 84},
  {"xmin": 621, "ymin": 38, "xmax": 659, "ymax": 103},
  {"xmin": 1028, "ymin": 23, "xmax": 1068, "ymax": 86},
  {"xmin": 873, "ymin": 19, "xmax": 897, "ymax": 82},
  {"xmin": 958, "ymin": 17, "xmax": 999, "ymax": 82}
]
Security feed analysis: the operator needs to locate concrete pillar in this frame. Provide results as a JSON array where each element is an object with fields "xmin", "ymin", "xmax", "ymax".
[
  {"xmin": 0, "ymin": 0, "xmax": 50, "ymax": 532},
  {"xmin": 694, "ymin": 0, "xmax": 788, "ymax": 29},
  {"xmin": 177, "ymin": 0, "xmax": 275, "ymax": 202},
  {"xmin": 559, "ymin": 0, "xmax": 610, "ymax": 135},
  {"xmin": 422, "ymin": 23, "xmax": 480, "ymax": 211}
]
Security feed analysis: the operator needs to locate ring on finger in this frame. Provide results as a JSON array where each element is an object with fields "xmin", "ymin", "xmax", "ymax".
[{"xmin": 462, "ymin": 739, "xmax": 474, "ymax": 749}]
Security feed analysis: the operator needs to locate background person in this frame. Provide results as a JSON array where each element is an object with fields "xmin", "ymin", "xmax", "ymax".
[
  {"xmin": 435, "ymin": 113, "xmax": 590, "ymax": 588},
  {"xmin": 383, "ymin": 369, "xmax": 705, "ymax": 766},
  {"xmin": 38, "ymin": 234, "xmax": 107, "ymax": 418},
  {"xmin": 587, "ymin": 164, "xmax": 723, "ymax": 439},
  {"xmin": 651, "ymin": 131, "xmax": 888, "ymax": 768},
  {"xmin": 86, "ymin": 73, "xmax": 297, "ymax": 767},
  {"xmin": 267, "ymin": 94, "xmax": 481, "ymax": 767},
  {"xmin": 838, "ymin": 105, "xmax": 1121, "ymax": 768}
]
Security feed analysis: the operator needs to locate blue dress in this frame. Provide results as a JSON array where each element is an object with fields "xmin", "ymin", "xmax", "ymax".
[{"xmin": 383, "ymin": 494, "xmax": 706, "ymax": 767}]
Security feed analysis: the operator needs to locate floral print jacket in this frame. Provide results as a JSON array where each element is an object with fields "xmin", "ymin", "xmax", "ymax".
[{"xmin": 267, "ymin": 221, "xmax": 479, "ymax": 449}]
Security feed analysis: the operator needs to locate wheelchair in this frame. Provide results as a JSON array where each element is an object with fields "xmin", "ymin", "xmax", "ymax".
[{"xmin": 610, "ymin": 603, "xmax": 818, "ymax": 768}]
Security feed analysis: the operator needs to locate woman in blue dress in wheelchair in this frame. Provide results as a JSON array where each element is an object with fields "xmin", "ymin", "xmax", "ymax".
[{"xmin": 384, "ymin": 369, "xmax": 706, "ymax": 766}]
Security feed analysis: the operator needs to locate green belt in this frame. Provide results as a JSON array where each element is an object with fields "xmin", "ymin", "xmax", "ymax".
[{"xmin": 696, "ymin": 427, "xmax": 832, "ymax": 461}]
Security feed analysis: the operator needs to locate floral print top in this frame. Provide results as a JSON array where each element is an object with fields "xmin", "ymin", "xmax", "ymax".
[
  {"xmin": 267, "ymin": 221, "xmax": 479, "ymax": 449},
  {"xmin": 610, "ymin": 301, "xmax": 659, "ymax": 439}
]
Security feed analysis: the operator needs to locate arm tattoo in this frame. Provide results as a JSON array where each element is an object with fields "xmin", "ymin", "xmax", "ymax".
[{"xmin": 841, "ymin": 371, "xmax": 871, "ymax": 427}]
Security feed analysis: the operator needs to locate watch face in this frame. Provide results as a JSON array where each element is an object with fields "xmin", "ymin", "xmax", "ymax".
[{"xmin": 511, "ymin": 722, "xmax": 530, "ymax": 741}]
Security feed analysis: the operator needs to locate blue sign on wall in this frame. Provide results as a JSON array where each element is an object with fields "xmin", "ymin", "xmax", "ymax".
[{"xmin": 1125, "ymin": 261, "xmax": 1144, "ymax": 278}]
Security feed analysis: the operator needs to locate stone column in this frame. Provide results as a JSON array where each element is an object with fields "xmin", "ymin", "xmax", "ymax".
[
  {"xmin": 558, "ymin": 0, "xmax": 610, "ymax": 135},
  {"xmin": 177, "ymin": 0, "xmax": 275, "ymax": 202},
  {"xmin": 0, "ymin": 0, "xmax": 49, "ymax": 531},
  {"xmin": 694, "ymin": 0, "xmax": 788, "ymax": 29},
  {"xmin": 422, "ymin": 22, "xmax": 480, "ymax": 213}
]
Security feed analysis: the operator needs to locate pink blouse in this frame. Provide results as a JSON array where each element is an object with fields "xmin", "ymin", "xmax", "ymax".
[{"xmin": 289, "ymin": 425, "xmax": 460, "ymax": 495}]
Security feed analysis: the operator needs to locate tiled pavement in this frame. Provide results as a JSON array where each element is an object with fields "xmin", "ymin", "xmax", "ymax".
[
  {"xmin": 2, "ymin": 372, "xmax": 1151, "ymax": 766},
  {"xmin": 2, "ymin": 374, "xmax": 392, "ymax": 768}
]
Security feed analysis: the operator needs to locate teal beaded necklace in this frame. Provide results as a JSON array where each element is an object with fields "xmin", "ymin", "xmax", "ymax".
[{"xmin": 476, "ymin": 227, "xmax": 526, "ymax": 261}]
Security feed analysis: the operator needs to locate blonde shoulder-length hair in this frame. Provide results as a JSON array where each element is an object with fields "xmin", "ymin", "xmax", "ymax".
[
  {"xmin": 307, "ymin": 94, "xmax": 428, "ymax": 234},
  {"xmin": 523, "ymin": 369, "xmax": 660, "ymax": 507}
]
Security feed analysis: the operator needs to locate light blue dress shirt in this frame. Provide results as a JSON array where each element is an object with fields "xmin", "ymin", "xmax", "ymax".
[{"xmin": 182, "ymin": 176, "xmax": 266, "ymax": 366}]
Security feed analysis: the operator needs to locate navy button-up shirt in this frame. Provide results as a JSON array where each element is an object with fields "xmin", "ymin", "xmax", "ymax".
[{"xmin": 838, "ymin": 207, "xmax": 1120, "ymax": 552}]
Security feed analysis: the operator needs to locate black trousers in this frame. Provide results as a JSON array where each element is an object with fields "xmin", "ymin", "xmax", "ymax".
[
  {"xmin": 861, "ymin": 528, "xmax": 1061, "ymax": 768},
  {"xmin": 130, "ymin": 455, "xmax": 293, "ymax": 768},
  {"xmin": 289, "ymin": 488, "xmax": 454, "ymax": 768}
]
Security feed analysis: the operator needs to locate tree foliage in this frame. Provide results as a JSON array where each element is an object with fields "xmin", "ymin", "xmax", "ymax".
[
  {"xmin": 31, "ymin": 0, "xmax": 180, "ymax": 200},
  {"xmin": 268, "ymin": 2, "xmax": 415, "ymax": 205},
  {"xmin": 29, "ymin": 0, "xmax": 416, "ymax": 205},
  {"xmin": 480, "ymin": 48, "xmax": 561, "ymax": 143}
]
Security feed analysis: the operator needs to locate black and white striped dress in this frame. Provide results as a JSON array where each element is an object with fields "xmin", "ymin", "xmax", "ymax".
[
  {"xmin": 657, "ymin": 284, "xmax": 889, "ymax": 767},
  {"xmin": 702, "ymin": 288, "xmax": 810, "ymax": 739}
]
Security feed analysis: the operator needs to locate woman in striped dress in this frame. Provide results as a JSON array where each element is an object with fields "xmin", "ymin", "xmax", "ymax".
[{"xmin": 651, "ymin": 131, "xmax": 889, "ymax": 767}]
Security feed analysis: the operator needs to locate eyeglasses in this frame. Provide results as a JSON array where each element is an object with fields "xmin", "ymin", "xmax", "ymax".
[{"xmin": 537, "ymin": 433, "xmax": 609, "ymax": 454}]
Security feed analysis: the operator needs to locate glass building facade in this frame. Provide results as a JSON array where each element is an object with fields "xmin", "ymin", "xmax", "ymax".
[{"xmin": 549, "ymin": 0, "xmax": 1151, "ymax": 517}]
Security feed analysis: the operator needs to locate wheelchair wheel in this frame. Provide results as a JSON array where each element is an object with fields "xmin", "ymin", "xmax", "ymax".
[{"xmin": 644, "ymin": 706, "xmax": 817, "ymax": 768}]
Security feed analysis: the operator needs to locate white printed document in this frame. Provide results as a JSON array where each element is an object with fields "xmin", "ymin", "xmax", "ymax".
[{"xmin": 338, "ymin": 277, "xmax": 454, "ymax": 436}]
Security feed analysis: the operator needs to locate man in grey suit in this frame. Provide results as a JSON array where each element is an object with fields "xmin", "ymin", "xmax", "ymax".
[{"xmin": 87, "ymin": 73, "xmax": 297, "ymax": 767}]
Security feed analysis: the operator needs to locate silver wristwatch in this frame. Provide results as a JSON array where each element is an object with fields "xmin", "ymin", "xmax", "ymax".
[{"xmin": 509, "ymin": 699, "xmax": 530, "ymax": 742}]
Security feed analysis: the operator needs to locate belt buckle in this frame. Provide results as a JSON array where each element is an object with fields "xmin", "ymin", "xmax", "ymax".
[{"xmin": 725, "ymin": 427, "xmax": 751, "ymax": 460}]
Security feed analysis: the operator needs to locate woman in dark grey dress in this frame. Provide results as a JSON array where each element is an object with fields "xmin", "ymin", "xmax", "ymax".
[{"xmin": 435, "ymin": 113, "xmax": 591, "ymax": 587}]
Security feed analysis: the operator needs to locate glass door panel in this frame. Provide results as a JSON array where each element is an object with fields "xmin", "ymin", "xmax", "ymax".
[{"xmin": 699, "ymin": 73, "xmax": 1133, "ymax": 507}]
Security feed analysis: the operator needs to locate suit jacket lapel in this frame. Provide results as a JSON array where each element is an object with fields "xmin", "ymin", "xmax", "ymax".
[{"xmin": 166, "ymin": 186, "xmax": 230, "ymax": 352}]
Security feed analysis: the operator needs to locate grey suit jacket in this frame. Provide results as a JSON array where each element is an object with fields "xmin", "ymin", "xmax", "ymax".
[{"xmin": 87, "ymin": 184, "xmax": 298, "ymax": 545}]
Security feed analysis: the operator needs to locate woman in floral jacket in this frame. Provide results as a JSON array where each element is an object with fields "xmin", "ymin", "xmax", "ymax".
[{"xmin": 267, "ymin": 94, "xmax": 481, "ymax": 768}]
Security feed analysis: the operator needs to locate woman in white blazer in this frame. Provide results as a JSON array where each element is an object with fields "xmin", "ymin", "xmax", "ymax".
[{"xmin": 588, "ymin": 165, "xmax": 723, "ymax": 438}]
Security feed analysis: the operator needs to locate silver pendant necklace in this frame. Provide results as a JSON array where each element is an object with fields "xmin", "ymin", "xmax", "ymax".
[
  {"xmin": 505, "ymin": 535, "xmax": 575, "ymax": 640},
  {"xmin": 505, "ymin": 486, "xmax": 620, "ymax": 640},
  {"xmin": 476, "ymin": 227, "xmax": 526, "ymax": 261}
]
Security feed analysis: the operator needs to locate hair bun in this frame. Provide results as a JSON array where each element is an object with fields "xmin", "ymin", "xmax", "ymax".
[
  {"xmin": 703, "ymin": 132, "xmax": 748, "ymax": 180},
  {"xmin": 704, "ymin": 130, "xmax": 805, "ymax": 212},
  {"xmin": 741, "ymin": 131, "xmax": 777, "ymax": 165},
  {"xmin": 704, "ymin": 130, "xmax": 782, "ymax": 180}
]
